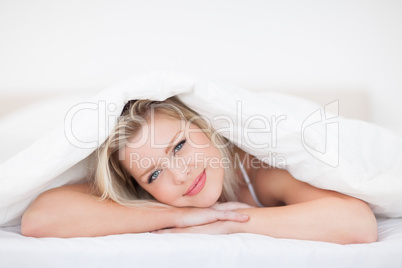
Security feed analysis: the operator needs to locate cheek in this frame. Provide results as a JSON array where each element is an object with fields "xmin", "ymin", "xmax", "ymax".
[
  {"xmin": 212, "ymin": 166, "xmax": 225, "ymax": 187},
  {"xmin": 145, "ymin": 184, "xmax": 180, "ymax": 205}
]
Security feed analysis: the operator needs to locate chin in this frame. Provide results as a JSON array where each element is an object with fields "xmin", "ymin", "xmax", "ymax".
[
  {"xmin": 196, "ymin": 194, "xmax": 221, "ymax": 208},
  {"xmin": 195, "ymin": 201, "xmax": 216, "ymax": 208},
  {"xmin": 168, "ymin": 198, "xmax": 216, "ymax": 208}
]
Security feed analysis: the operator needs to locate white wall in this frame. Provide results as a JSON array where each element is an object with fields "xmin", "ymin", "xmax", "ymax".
[{"xmin": 1, "ymin": 0, "xmax": 401, "ymax": 134}]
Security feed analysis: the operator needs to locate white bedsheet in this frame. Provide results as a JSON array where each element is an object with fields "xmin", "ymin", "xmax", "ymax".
[{"xmin": 1, "ymin": 217, "xmax": 401, "ymax": 268}]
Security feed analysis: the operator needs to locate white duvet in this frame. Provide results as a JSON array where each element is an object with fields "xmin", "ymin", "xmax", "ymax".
[{"xmin": 1, "ymin": 70, "xmax": 402, "ymax": 228}]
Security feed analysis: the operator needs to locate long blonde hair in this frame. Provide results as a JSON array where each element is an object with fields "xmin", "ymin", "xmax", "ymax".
[{"xmin": 92, "ymin": 96, "xmax": 239, "ymax": 207}]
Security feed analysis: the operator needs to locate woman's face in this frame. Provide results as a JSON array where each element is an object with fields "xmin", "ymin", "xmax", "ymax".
[{"xmin": 120, "ymin": 113, "xmax": 225, "ymax": 208}]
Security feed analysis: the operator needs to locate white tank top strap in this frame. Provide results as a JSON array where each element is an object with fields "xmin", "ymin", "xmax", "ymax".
[{"xmin": 238, "ymin": 161, "xmax": 264, "ymax": 207}]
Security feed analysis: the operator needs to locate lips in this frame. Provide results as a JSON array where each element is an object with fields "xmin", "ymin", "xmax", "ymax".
[{"xmin": 184, "ymin": 169, "xmax": 206, "ymax": 196}]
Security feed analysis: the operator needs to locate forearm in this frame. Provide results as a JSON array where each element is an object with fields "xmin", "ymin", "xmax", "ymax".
[
  {"xmin": 21, "ymin": 185, "xmax": 249, "ymax": 238},
  {"xmin": 230, "ymin": 197, "xmax": 377, "ymax": 244},
  {"xmin": 21, "ymin": 187, "xmax": 178, "ymax": 238}
]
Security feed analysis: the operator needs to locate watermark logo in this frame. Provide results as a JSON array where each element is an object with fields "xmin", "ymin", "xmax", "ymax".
[
  {"xmin": 64, "ymin": 101, "xmax": 118, "ymax": 149},
  {"xmin": 301, "ymin": 100, "xmax": 339, "ymax": 167},
  {"xmin": 63, "ymin": 99, "xmax": 340, "ymax": 168}
]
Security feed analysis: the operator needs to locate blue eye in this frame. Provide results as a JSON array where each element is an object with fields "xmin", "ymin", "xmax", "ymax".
[
  {"xmin": 148, "ymin": 170, "xmax": 161, "ymax": 184},
  {"xmin": 174, "ymin": 140, "xmax": 186, "ymax": 154}
]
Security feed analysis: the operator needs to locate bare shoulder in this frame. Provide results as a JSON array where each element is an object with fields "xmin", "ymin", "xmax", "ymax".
[
  {"xmin": 253, "ymin": 166, "xmax": 352, "ymax": 205},
  {"xmin": 23, "ymin": 182, "xmax": 98, "ymax": 224},
  {"xmin": 253, "ymin": 166, "xmax": 289, "ymax": 206},
  {"xmin": 233, "ymin": 148, "xmax": 354, "ymax": 206},
  {"xmin": 45, "ymin": 182, "xmax": 96, "ymax": 195},
  {"xmin": 234, "ymin": 149, "xmax": 286, "ymax": 206}
]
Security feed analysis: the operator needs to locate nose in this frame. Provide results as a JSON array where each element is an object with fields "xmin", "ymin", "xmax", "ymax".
[{"xmin": 169, "ymin": 163, "xmax": 190, "ymax": 185}]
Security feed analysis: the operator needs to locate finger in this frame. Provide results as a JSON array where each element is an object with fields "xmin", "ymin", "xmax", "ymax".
[
  {"xmin": 216, "ymin": 210, "xmax": 249, "ymax": 222},
  {"xmin": 232, "ymin": 202, "xmax": 254, "ymax": 209},
  {"xmin": 152, "ymin": 227, "xmax": 193, "ymax": 234},
  {"xmin": 212, "ymin": 202, "xmax": 252, "ymax": 210},
  {"xmin": 212, "ymin": 202, "xmax": 254, "ymax": 211}
]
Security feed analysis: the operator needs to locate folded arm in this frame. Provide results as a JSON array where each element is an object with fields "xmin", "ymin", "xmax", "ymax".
[
  {"xmin": 230, "ymin": 196, "xmax": 377, "ymax": 244},
  {"xmin": 155, "ymin": 168, "xmax": 378, "ymax": 245},
  {"xmin": 21, "ymin": 184, "xmax": 249, "ymax": 238}
]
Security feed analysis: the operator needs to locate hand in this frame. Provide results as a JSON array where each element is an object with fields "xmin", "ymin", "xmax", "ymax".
[
  {"xmin": 172, "ymin": 206, "xmax": 250, "ymax": 229},
  {"xmin": 152, "ymin": 220, "xmax": 234, "ymax": 235},
  {"xmin": 211, "ymin": 201, "xmax": 255, "ymax": 211},
  {"xmin": 153, "ymin": 202, "xmax": 253, "ymax": 234}
]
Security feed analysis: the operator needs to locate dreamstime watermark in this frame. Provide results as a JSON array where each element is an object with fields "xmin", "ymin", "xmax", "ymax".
[{"xmin": 64, "ymin": 99, "xmax": 339, "ymax": 168}]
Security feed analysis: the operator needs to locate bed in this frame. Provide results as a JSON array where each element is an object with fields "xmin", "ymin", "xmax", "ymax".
[
  {"xmin": 1, "ymin": 71, "xmax": 401, "ymax": 268},
  {"xmin": 1, "ymin": 217, "xmax": 402, "ymax": 268}
]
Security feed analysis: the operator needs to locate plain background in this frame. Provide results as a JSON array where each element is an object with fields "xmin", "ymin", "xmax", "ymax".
[{"xmin": 1, "ymin": 0, "xmax": 401, "ymax": 135}]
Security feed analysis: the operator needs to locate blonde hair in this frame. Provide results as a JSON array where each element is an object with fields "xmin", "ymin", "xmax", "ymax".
[{"xmin": 92, "ymin": 96, "xmax": 239, "ymax": 207}]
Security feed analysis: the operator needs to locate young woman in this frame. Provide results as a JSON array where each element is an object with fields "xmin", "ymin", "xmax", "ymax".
[{"xmin": 21, "ymin": 97, "xmax": 378, "ymax": 244}]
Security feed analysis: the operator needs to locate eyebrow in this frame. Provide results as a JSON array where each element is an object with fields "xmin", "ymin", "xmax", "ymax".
[
  {"xmin": 165, "ymin": 130, "xmax": 183, "ymax": 154},
  {"xmin": 138, "ymin": 130, "xmax": 184, "ymax": 181}
]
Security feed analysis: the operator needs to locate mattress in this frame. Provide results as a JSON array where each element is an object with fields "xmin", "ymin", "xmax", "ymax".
[{"xmin": 1, "ymin": 217, "xmax": 401, "ymax": 268}]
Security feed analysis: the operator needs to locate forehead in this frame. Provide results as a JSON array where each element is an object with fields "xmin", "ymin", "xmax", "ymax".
[{"xmin": 129, "ymin": 113, "xmax": 184, "ymax": 148}]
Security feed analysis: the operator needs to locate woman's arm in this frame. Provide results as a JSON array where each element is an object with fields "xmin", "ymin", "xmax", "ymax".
[
  {"xmin": 21, "ymin": 183, "xmax": 249, "ymax": 238},
  {"xmin": 154, "ymin": 168, "xmax": 378, "ymax": 244},
  {"xmin": 230, "ymin": 197, "xmax": 377, "ymax": 244}
]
